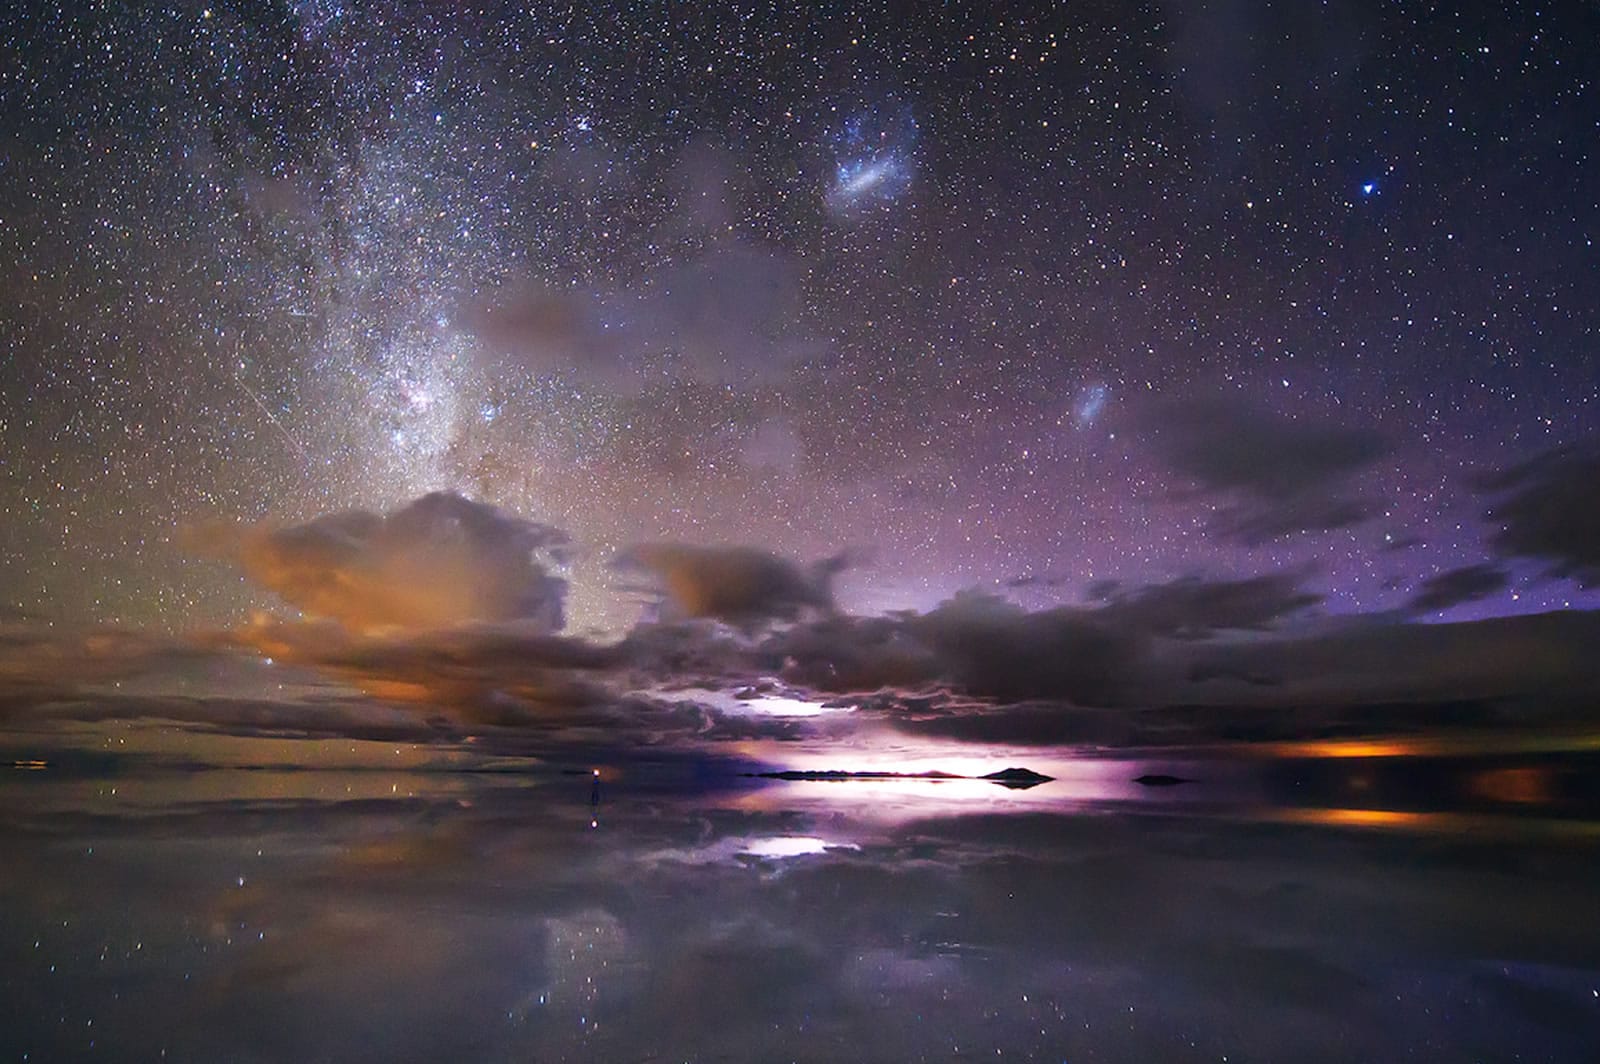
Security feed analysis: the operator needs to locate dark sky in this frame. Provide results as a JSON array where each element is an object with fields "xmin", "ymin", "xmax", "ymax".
[{"xmin": 2, "ymin": 0, "xmax": 1598, "ymax": 634}]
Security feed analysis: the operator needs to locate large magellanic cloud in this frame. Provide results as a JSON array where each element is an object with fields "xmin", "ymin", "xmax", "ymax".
[{"xmin": 198, "ymin": 492, "xmax": 571, "ymax": 634}]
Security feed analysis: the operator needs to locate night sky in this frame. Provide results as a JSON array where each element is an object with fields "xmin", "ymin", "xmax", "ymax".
[
  {"xmin": 8, "ymin": 10, "xmax": 1600, "ymax": 1060},
  {"xmin": 5, "ymin": 0, "xmax": 1598, "ymax": 636}
]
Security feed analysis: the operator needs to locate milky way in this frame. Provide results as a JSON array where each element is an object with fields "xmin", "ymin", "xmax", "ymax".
[{"xmin": 3, "ymin": 1, "xmax": 1598, "ymax": 632}]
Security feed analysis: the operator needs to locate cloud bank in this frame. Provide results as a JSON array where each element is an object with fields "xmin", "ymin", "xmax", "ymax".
[{"xmin": 10, "ymin": 480, "xmax": 1600, "ymax": 767}]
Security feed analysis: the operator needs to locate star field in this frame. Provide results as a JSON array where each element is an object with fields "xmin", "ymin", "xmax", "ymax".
[{"xmin": 3, "ymin": 0, "xmax": 1598, "ymax": 632}]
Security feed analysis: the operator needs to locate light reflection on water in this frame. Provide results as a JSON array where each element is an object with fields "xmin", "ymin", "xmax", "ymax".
[{"xmin": 3, "ymin": 757, "xmax": 1599, "ymax": 1062}]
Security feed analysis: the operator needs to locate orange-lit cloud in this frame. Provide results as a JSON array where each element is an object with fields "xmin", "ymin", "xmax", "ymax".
[{"xmin": 194, "ymin": 492, "xmax": 570, "ymax": 634}]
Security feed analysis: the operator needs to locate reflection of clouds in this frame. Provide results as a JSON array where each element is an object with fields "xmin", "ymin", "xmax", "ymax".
[{"xmin": 3, "ymin": 772, "xmax": 1599, "ymax": 1061}]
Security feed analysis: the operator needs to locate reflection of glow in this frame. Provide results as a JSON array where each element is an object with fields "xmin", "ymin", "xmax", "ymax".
[
  {"xmin": 735, "ymin": 775, "xmax": 1089, "ymax": 823},
  {"xmin": 1286, "ymin": 807, "xmax": 1430, "ymax": 829},
  {"xmin": 742, "ymin": 836, "xmax": 833, "ymax": 858},
  {"xmin": 751, "ymin": 745, "xmax": 1071, "ymax": 781},
  {"xmin": 1469, "ymin": 766, "xmax": 1552, "ymax": 804},
  {"xmin": 1264, "ymin": 807, "xmax": 1600, "ymax": 839},
  {"xmin": 650, "ymin": 834, "xmax": 858, "ymax": 865}
]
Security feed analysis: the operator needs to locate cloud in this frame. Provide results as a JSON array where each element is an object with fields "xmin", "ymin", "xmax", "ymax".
[
  {"xmin": 472, "ymin": 241, "xmax": 819, "ymax": 390},
  {"xmin": 767, "ymin": 614, "xmax": 941, "ymax": 693},
  {"xmin": 615, "ymin": 543, "xmax": 850, "ymax": 629},
  {"xmin": 1205, "ymin": 495, "xmax": 1381, "ymax": 546},
  {"xmin": 1405, "ymin": 563, "xmax": 1508, "ymax": 614},
  {"xmin": 776, "ymin": 574, "xmax": 1322, "ymax": 706},
  {"xmin": 900, "ymin": 592, "xmax": 1146, "ymax": 705},
  {"xmin": 225, "ymin": 617, "xmax": 629, "ymax": 729},
  {"xmin": 1149, "ymin": 398, "xmax": 1388, "ymax": 542},
  {"xmin": 13, "ymin": 514, "xmax": 1600, "ymax": 764},
  {"xmin": 198, "ymin": 492, "xmax": 571, "ymax": 634},
  {"xmin": 1089, "ymin": 572, "xmax": 1322, "ymax": 636},
  {"xmin": 1180, "ymin": 609, "xmax": 1600, "ymax": 709},
  {"xmin": 1478, "ymin": 445, "xmax": 1600, "ymax": 587},
  {"xmin": 767, "ymin": 591, "xmax": 1148, "ymax": 707}
]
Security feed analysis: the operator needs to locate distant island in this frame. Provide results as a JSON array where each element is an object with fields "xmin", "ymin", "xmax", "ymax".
[{"xmin": 748, "ymin": 766, "xmax": 1054, "ymax": 790}]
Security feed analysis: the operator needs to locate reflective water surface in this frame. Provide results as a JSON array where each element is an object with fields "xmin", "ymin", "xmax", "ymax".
[{"xmin": 4, "ymin": 756, "xmax": 1600, "ymax": 1062}]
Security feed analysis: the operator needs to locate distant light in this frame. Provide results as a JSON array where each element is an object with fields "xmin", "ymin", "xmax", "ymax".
[
  {"xmin": 741, "ymin": 694, "xmax": 849, "ymax": 717},
  {"xmin": 1361, "ymin": 182, "xmax": 1377, "ymax": 196},
  {"xmin": 742, "ymin": 836, "xmax": 832, "ymax": 859}
]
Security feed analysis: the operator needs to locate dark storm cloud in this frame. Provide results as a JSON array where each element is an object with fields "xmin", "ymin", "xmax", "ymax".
[
  {"xmin": 1478, "ymin": 445, "xmax": 1600, "ymax": 587},
  {"xmin": 766, "ymin": 614, "xmax": 942, "ymax": 693},
  {"xmin": 880, "ymin": 695, "xmax": 1142, "ymax": 747},
  {"xmin": 1182, "ymin": 609, "xmax": 1600, "ymax": 708},
  {"xmin": 774, "ymin": 574, "xmax": 1325, "ymax": 706},
  {"xmin": 863, "ymin": 608, "xmax": 1600, "ymax": 748},
  {"xmin": 1149, "ymin": 398, "xmax": 1389, "ymax": 542},
  {"xmin": 1089, "ymin": 571, "xmax": 1322, "ymax": 636},
  {"xmin": 473, "ymin": 241, "xmax": 819, "ymax": 390},
  {"xmin": 899, "ymin": 592, "xmax": 1145, "ymax": 705},
  {"xmin": 615, "ymin": 543, "xmax": 850, "ymax": 629},
  {"xmin": 196, "ymin": 492, "xmax": 570, "ymax": 634},
  {"xmin": 1405, "ymin": 563, "xmax": 1509, "ymax": 615},
  {"xmin": 769, "ymin": 591, "xmax": 1148, "ymax": 708}
]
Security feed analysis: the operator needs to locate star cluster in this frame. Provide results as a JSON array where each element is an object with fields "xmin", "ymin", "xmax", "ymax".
[{"xmin": 2, "ymin": 1, "xmax": 1598, "ymax": 631}]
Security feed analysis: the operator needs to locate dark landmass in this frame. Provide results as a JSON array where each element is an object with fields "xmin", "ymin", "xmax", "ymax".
[
  {"xmin": 982, "ymin": 767, "xmax": 1056, "ymax": 789},
  {"xmin": 1133, "ymin": 773, "xmax": 1193, "ymax": 787}
]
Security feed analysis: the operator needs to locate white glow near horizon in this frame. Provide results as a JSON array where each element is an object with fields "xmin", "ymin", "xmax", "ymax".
[
  {"xmin": 741, "ymin": 836, "xmax": 836, "ymax": 858},
  {"xmin": 741, "ymin": 694, "xmax": 850, "ymax": 717}
]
